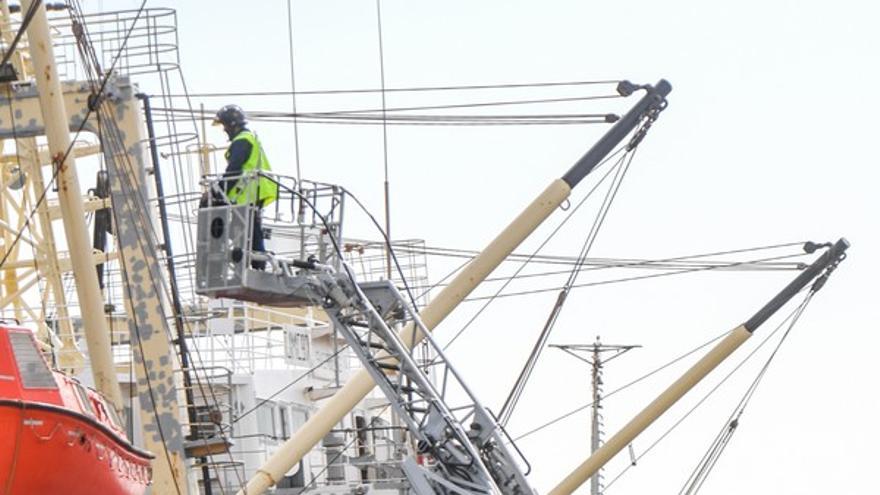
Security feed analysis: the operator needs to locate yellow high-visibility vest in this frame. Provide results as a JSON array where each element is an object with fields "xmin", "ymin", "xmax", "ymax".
[{"xmin": 225, "ymin": 130, "xmax": 278, "ymax": 206}]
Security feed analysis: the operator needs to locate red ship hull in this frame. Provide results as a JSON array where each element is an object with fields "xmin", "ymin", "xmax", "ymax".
[
  {"xmin": 0, "ymin": 401, "xmax": 152, "ymax": 495},
  {"xmin": 0, "ymin": 325, "xmax": 153, "ymax": 494}
]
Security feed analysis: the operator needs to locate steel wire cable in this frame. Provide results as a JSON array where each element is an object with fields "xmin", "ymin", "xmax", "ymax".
[
  {"xmin": 92, "ymin": 95, "xmax": 247, "ymax": 493},
  {"xmin": 499, "ymin": 147, "xmax": 639, "ymax": 426},
  {"xmin": 677, "ymin": 291, "xmax": 816, "ymax": 495},
  {"xmin": 64, "ymin": 1, "xmax": 193, "ymax": 493},
  {"xmin": 229, "ymin": 345, "xmax": 351, "ymax": 426},
  {"xmin": 438, "ymin": 144, "xmax": 630, "ymax": 354},
  {"xmin": 599, "ymin": 292, "xmax": 812, "ymax": 493},
  {"xmin": 285, "ymin": 0, "xmax": 303, "ymax": 181},
  {"xmin": 464, "ymin": 251, "xmax": 811, "ymax": 302},
  {"xmin": 154, "ymin": 92, "xmax": 620, "ymax": 119},
  {"xmin": 68, "ymin": 3, "xmax": 249, "ymax": 489},
  {"xmin": 388, "ymin": 242, "xmax": 806, "ymax": 273},
  {"xmin": 152, "ymin": 79, "xmax": 621, "ymax": 99},
  {"xmin": 512, "ymin": 328, "xmax": 729, "ymax": 442},
  {"xmin": 0, "ymin": 0, "xmax": 41, "ymax": 67}
]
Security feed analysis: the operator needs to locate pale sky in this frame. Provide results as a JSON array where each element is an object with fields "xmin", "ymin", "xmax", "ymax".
[{"xmin": 89, "ymin": 1, "xmax": 879, "ymax": 493}]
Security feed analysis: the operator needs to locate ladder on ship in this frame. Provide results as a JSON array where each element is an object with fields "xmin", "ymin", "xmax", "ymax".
[{"xmin": 195, "ymin": 176, "xmax": 533, "ymax": 494}]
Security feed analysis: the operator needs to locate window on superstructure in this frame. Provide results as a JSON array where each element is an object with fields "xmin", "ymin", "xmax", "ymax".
[
  {"xmin": 279, "ymin": 405, "xmax": 289, "ymax": 438},
  {"xmin": 8, "ymin": 332, "xmax": 57, "ymax": 389},
  {"xmin": 285, "ymin": 327, "xmax": 311, "ymax": 364},
  {"xmin": 256, "ymin": 400, "xmax": 277, "ymax": 441}
]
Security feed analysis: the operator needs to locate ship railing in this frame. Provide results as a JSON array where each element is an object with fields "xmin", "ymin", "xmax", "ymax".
[
  {"xmin": 186, "ymin": 298, "xmax": 335, "ymax": 375},
  {"xmin": 306, "ymin": 425, "xmax": 409, "ymax": 489},
  {"xmin": 199, "ymin": 171, "xmax": 345, "ymax": 266},
  {"xmin": 199, "ymin": 432, "xmax": 300, "ymax": 493},
  {"xmin": 175, "ymin": 365, "xmax": 235, "ymax": 442},
  {"xmin": 0, "ymin": 7, "xmax": 182, "ymax": 80},
  {"xmin": 341, "ymin": 238, "xmax": 433, "ymax": 305}
]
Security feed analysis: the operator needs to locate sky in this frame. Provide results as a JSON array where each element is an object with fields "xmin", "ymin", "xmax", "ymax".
[{"xmin": 87, "ymin": 1, "xmax": 879, "ymax": 493}]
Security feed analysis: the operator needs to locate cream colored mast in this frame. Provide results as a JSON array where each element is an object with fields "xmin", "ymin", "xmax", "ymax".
[
  {"xmin": 20, "ymin": 0, "xmax": 123, "ymax": 413},
  {"xmin": 549, "ymin": 239, "xmax": 850, "ymax": 495},
  {"xmin": 237, "ymin": 80, "xmax": 672, "ymax": 495},
  {"xmin": 0, "ymin": 0, "xmax": 80, "ymax": 369}
]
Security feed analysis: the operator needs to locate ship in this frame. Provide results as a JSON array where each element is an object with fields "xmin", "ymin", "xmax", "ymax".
[
  {"xmin": 0, "ymin": 2, "xmax": 863, "ymax": 495},
  {"xmin": 0, "ymin": 323, "xmax": 152, "ymax": 494}
]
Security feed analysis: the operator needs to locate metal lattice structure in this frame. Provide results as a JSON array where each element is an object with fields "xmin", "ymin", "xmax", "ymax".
[{"xmin": 195, "ymin": 196, "xmax": 533, "ymax": 494}]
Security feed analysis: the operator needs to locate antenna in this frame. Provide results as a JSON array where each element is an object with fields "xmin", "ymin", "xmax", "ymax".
[{"xmin": 552, "ymin": 336, "xmax": 640, "ymax": 495}]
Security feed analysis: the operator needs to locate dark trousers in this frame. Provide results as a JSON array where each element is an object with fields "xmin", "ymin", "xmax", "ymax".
[{"xmin": 251, "ymin": 208, "xmax": 266, "ymax": 270}]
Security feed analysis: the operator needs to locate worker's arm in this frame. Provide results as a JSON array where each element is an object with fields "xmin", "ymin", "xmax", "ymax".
[{"xmin": 222, "ymin": 139, "xmax": 253, "ymax": 193}]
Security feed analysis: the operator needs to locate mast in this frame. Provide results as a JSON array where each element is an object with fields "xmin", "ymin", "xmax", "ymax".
[
  {"xmin": 0, "ymin": 0, "xmax": 82, "ymax": 371},
  {"xmin": 237, "ymin": 80, "xmax": 672, "ymax": 495},
  {"xmin": 549, "ymin": 239, "xmax": 849, "ymax": 495},
  {"xmin": 20, "ymin": 0, "xmax": 123, "ymax": 413}
]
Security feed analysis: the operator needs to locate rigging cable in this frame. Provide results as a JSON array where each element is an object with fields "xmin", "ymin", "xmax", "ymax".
[
  {"xmin": 375, "ymin": 0, "xmax": 392, "ymax": 280},
  {"xmin": 499, "ymin": 146, "xmax": 640, "ymax": 426},
  {"xmin": 513, "ymin": 327, "xmax": 731, "ymax": 442},
  {"xmin": 678, "ymin": 271, "xmax": 829, "ymax": 495},
  {"xmin": 402, "ymin": 241, "xmax": 805, "ymax": 306},
  {"xmin": 66, "ymin": 2, "xmax": 190, "ymax": 493},
  {"xmin": 285, "ymin": 0, "xmax": 303, "ymax": 181},
  {"xmin": 0, "ymin": 0, "xmax": 41, "ymax": 68},
  {"xmin": 439, "ymin": 144, "xmax": 629, "ymax": 354},
  {"xmin": 152, "ymin": 78, "xmax": 621, "ymax": 98},
  {"xmin": 599, "ymin": 290, "xmax": 814, "ymax": 493},
  {"xmin": 390, "ymin": 242, "xmax": 806, "ymax": 274},
  {"xmin": 441, "ymin": 103, "xmax": 665, "ymax": 357},
  {"xmin": 342, "ymin": 187, "xmax": 420, "ymax": 310},
  {"xmin": 230, "ymin": 344, "xmax": 351, "ymax": 426},
  {"xmin": 68, "ymin": 2, "xmax": 251, "ymax": 490},
  {"xmin": 154, "ymin": 93, "xmax": 621, "ymax": 123},
  {"xmin": 464, "ymin": 251, "xmax": 811, "ymax": 302}
]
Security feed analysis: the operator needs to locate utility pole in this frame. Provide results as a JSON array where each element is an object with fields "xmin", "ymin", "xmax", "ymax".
[{"xmin": 552, "ymin": 337, "xmax": 639, "ymax": 495}]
